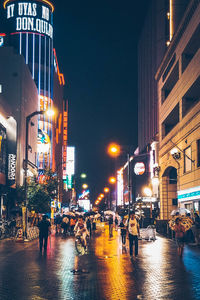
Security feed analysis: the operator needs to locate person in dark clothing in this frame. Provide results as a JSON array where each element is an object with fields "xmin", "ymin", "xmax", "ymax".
[
  {"xmin": 38, "ymin": 215, "xmax": 51, "ymax": 253},
  {"xmin": 86, "ymin": 217, "xmax": 92, "ymax": 237},
  {"xmin": 119, "ymin": 218, "xmax": 127, "ymax": 247},
  {"xmin": 109, "ymin": 215, "xmax": 113, "ymax": 238}
]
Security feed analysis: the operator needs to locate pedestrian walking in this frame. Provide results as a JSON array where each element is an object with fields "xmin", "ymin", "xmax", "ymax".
[
  {"xmin": 86, "ymin": 217, "xmax": 92, "ymax": 237},
  {"xmin": 62, "ymin": 215, "xmax": 69, "ymax": 236},
  {"xmin": 119, "ymin": 218, "xmax": 127, "ymax": 247},
  {"xmin": 55, "ymin": 214, "xmax": 62, "ymax": 234},
  {"xmin": 194, "ymin": 213, "xmax": 200, "ymax": 245},
  {"xmin": 70, "ymin": 217, "xmax": 76, "ymax": 235},
  {"xmin": 174, "ymin": 218, "xmax": 185, "ymax": 257},
  {"xmin": 108, "ymin": 215, "xmax": 113, "ymax": 238},
  {"xmin": 38, "ymin": 215, "xmax": 51, "ymax": 253},
  {"xmin": 127, "ymin": 212, "xmax": 140, "ymax": 258},
  {"xmin": 92, "ymin": 218, "xmax": 96, "ymax": 231},
  {"xmin": 115, "ymin": 216, "xmax": 119, "ymax": 231}
]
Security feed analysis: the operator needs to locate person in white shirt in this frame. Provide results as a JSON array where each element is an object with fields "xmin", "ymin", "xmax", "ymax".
[
  {"xmin": 74, "ymin": 217, "xmax": 89, "ymax": 248},
  {"xmin": 127, "ymin": 212, "xmax": 140, "ymax": 257}
]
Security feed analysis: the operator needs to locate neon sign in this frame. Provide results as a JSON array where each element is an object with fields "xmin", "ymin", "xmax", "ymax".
[
  {"xmin": 6, "ymin": 2, "xmax": 53, "ymax": 38},
  {"xmin": 134, "ymin": 162, "xmax": 145, "ymax": 175}
]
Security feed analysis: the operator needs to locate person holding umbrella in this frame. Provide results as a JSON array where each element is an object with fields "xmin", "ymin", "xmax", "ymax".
[{"xmin": 174, "ymin": 218, "xmax": 185, "ymax": 257}]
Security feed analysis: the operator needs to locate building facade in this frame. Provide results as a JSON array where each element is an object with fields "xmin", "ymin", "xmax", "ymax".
[
  {"xmin": 0, "ymin": 47, "xmax": 38, "ymax": 216},
  {"xmin": 0, "ymin": 0, "xmax": 67, "ymax": 211},
  {"xmin": 156, "ymin": 0, "xmax": 200, "ymax": 219}
]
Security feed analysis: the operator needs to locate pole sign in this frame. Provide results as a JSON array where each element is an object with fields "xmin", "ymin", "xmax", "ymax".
[
  {"xmin": 6, "ymin": 2, "xmax": 53, "ymax": 39},
  {"xmin": 134, "ymin": 162, "xmax": 145, "ymax": 175},
  {"xmin": 6, "ymin": 117, "xmax": 17, "ymax": 187}
]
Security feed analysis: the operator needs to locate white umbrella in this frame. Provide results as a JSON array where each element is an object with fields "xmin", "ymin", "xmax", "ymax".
[
  {"xmin": 104, "ymin": 210, "xmax": 115, "ymax": 216},
  {"xmin": 94, "ymin": 213, "xmax": 101, "ymax": 218},
  {"xmin": 64, "ymin": 212, "xmax": 75, "ymax": 217},
  {"xmin": 171, "ymin": 208, "xmax": 190, "ymax": 216}
]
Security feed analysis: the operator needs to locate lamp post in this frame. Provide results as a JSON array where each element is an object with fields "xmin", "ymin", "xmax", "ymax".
[
  {"xmin": 107, "ymin": 143, "xmax": 132, "ymax": 215},
  {"xmin": 24, "ymin": 109, "xmax": 54, "ymax": 239}
]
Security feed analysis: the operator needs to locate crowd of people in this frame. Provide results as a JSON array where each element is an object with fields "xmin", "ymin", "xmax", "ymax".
[{"xmin": 34, "ymin": 209, "xmax": 200, "ymax": 258}]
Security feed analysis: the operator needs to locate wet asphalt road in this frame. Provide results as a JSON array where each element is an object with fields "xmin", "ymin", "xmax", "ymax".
[{"xmin": 0, "ymin": 222, "xmax": 200, "ymax": 300}]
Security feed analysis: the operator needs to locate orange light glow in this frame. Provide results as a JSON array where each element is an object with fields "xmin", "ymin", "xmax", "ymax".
[
  {"xmin": 3, "ymin": 0, "xmax": 55, "ymax": 12},
  {"xmin": 53, "ymin": 49, "xmax": 65, "ymax": 86},
  {"xmin": 107, "ymin": 143, "xmax": 121, "ymax": 157},
  {"xmin": 109, "ymin": 176, "xmax": 116, "ymax": 184},
  {"xmin": 100, "ymin": 194, "xmax": 104, "ymax": 198},
  {"xmin": 104, "ymin": 187, "xmax": 109, "ymax": 193}
]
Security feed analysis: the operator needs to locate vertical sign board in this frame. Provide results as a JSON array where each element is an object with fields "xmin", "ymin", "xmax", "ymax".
[
  {"xmin": 63, "ymin": 101, "xmax": 68, "ymax": 180},
  {"xmin": 6, "ymin": 117, "xmax": 17, "ymax": 187},
  {"xmin": 66, "ymin": 146, "xmax": 75, "ymax": 189}
]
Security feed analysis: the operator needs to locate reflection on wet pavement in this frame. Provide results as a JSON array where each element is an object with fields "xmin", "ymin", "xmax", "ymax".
[{"xmin": 0, "ymin": 222, "xmax": 199, "ymax": 299}]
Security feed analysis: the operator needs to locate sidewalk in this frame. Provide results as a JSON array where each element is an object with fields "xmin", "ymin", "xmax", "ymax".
[{"xmin": 0, "ymin": 222, "xmax": 199, "ymax": 300}]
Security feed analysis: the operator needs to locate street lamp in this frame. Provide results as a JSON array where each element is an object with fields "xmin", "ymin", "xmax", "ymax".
[
  {"xmin": 108, "ymin": 176, "xmax": 116, "ymax": 184},
  {"xmin": 80, "ymin": 173, "xmax": 87, "ymax": 179},
  {"xmin": 107, "ymin": 142, "xmax": 132, "ymax": 215},
  {"xmin": 24, "ymin": 109, "xmax": 54, "ymax": 239},
  {"xmin": 104, "ymin": 187, "xmax": 110, "ymax": 209},
  {"xmin": 107, "ymin": 143, "xmax": 121, "ymax": 157},
  {"xmin": 82, "ymin": 183, "xmax": 88, "ymax": 189}
]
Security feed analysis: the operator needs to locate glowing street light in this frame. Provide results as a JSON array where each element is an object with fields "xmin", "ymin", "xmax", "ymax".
[
  {"xmin": 104, "ymin": 187, "xmax": 110, "ymax": 193},
  {"xmin": 109, "ymin": 176, "xmax": 116, "ymax": 184},
  {"xmin": 107, "ymin": 143, "xmax": 121, "ymax": 157},
  {"xmin": 100, "ymin": 193, "xmax": 104, "ymax": 198},
  {"xmin": 81, "ymin": 173, "xmax": 87, "ymax": 179},
  {"xmin": 82, "ymin": 184, "xmax": 88, "ymax": 189},
  {"xmin": 144, "ymin": 187, "xmax": 152, "ymax": 197}
]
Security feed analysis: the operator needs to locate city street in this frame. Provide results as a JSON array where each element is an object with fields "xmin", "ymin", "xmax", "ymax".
[{"xmin": 0, "ymin": 223, "xmax": 200, "ymax": 300}]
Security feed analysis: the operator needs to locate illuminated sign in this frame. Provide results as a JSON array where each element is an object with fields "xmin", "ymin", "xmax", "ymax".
[
  {"xmin": 0, "ymin": 37, "xmax": 4, "ymax": 47},
  {"xmin": 8, "ymin": 154, "xmax": 16, "ymax": 180},
  {"xmin": 65, "ymin": 174, "xmax": 74, "ymax": 189},
  {"xmin": 117, "ymin": 169, "xmax": 123, "ymax": 206},
  {"xmin": 62, "ymin": 102, "xmax": 68, "ymax": 179},
  {"xmin": 79, "ymin": 190, "xmax": 90, "ymax": 200},
  {"xmin": 178, "ymin": 186, "xmax": 200, "ymax": 202},
  {"xmin": 6, "ymin": 2, "xmax": 53, "ymax": 38},
  {"xmin": 66, "ymin": 147, "xmax": 75, "ymax": 176},
  {"xmin": 78, "ymin": 200, "xmax": 91, "ymax": 211},
  {"xmin": 134, "ymin": 162, "xmax": 145, "ymax": 175}
]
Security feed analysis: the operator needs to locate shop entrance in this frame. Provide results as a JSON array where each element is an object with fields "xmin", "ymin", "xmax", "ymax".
[{"xmin": 161, "ymin": 167, "xmax": 178, "ymax": 220}]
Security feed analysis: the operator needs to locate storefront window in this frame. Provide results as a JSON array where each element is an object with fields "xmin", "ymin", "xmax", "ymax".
[{"xmin": 184, "ymin": 146, "xmax": 192, "ymax": 173}]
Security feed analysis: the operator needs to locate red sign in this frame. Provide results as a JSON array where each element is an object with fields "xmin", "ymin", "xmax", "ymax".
[{"xmin": 134, "ymin": 162, "xmax": 145, "ymax": 175}]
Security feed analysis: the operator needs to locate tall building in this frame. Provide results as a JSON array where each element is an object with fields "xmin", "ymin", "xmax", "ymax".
[
  {"xmin": 137, "ymin": 0, "xmax": 190, "ymax": 219},
  {"xmin": 137, "ymin": 0, "xmax": 168, "ymax": 206},
  {"xmin": 156, "ymin": 0, "xmax": 200, "ymax": 219},
  {"xmin": 1, "ymin": 0, "xmax": 67, "ymax": 207}
]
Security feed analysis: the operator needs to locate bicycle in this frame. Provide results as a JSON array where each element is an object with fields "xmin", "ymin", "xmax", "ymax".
[{"xmin": 75, "ymin": 235, "xmax": 89, "ymax": 256}]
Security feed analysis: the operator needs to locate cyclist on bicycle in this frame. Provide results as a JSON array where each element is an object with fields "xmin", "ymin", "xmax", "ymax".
[{"xmin": 74, "ymin": 216, "xmax": 89, "ymax": 248}]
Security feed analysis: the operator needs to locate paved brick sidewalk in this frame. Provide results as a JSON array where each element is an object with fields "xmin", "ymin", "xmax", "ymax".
[{"xmin": 0, "ymin": 223, "xmax": 199, "ymax": 300}]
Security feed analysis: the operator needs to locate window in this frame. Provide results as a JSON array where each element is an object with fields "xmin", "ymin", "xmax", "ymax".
[
  {"xmin": 197, "ymin": 140, "xmax": 200, "ymax": 167},
  {"xmin": 184, "ymin": 146, "xmax": 192, "ymax": 173},
  {"xmin": 0, "ymin": 84, "xmax": 2, "ymax": 93}
]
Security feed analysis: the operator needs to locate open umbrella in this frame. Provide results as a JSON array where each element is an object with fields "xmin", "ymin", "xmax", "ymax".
[
  {"xmin": 65, "ymin": 212, "xmax": 75, "ymax": 217},
  {"xmin": 171, "ymin": 208, "xmax": 190, "ymax": 216},
  {"xmin": 169, "ymin": 216, "xmax": 193, "ymax": 231},
  {"xmin": 94, "ymin": 213, "xmax": 101, "ymax": 218},
  {"xmin": 104, "ymin": 210, "xmax": 115, "ymax": 216}
]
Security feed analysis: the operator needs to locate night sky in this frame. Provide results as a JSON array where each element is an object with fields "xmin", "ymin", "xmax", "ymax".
[{"xmin": 52, "ymin": 0, "xmax": 150, "ymax": 200}]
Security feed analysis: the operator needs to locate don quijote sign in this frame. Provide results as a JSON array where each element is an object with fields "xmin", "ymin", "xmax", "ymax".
[
  {"xmin": 8, "ymin": 154, "xmax": 16, "ymax": 181},
  {"xmin": 6, "ymin": 2, "xmax": 53, "ymax": 39}
]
